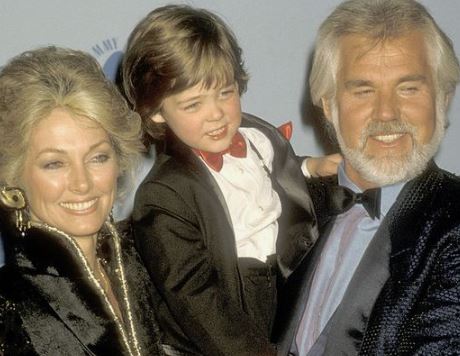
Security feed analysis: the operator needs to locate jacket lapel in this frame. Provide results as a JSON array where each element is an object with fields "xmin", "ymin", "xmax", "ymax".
[
  {"xmin": 276, "ymin": 221, "xmax": 334, "ymax": 354},
  {"xmin": 240, "ymin": 114, "xmax": 318, "ymax": 276},
  {"xmin": 23, "ymin": 272, "xmax": 119, "ymax": 352},
  {"xmin": 163, "ymin": 128, "xmax": 234, "ymax": 228},
  {"xmin": 315, "ymin": 163, "xmax": 440, "ymax": 354},
  {"xmin": 320, "ymin": 219, "xmax": 391, "ymax": 354},
  {"xmin": 13, "ymin": 226, "xmax": 126, "ymax": 353}
]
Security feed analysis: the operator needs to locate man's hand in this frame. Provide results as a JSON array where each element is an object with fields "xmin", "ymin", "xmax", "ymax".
[{"xmin": 305, "ymin": 153, "xmax": 342, "ymax": 177}]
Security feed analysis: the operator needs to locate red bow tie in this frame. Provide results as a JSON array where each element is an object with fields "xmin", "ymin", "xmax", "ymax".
[
  {"xmin": 194, "ymin": 121, "xmax": 292, "ymax": 172},
  {"xmin": 194, "ymin": 131, "xmax": 247, "ymax": 172}
]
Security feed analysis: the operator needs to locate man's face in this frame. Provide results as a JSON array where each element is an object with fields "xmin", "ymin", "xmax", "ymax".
[{"xmin": 324, "ymin": 32, "xmax": 445, "ymax": 189}]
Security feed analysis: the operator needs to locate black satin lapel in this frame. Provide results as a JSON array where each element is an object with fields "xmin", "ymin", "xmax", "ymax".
[
  {"xmin": 322, "ymin": 215, "xmax": 391, "ymax": 354},
  {"xmin": 248, "ymin": 124, "xmax": 318, "ymax": 275},
  {"xmin": 276, "ymin": 222, "xmax": 334, "ymax": 354},
  {"xmin": 196, "ymin": 163, "xmax": 233, "ymax": 229},
  {"xmin": 165, "ymin": 128, "xmax": 234, "ymax": 229}
]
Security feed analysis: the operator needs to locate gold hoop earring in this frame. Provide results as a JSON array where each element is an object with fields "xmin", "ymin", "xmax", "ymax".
[{"xmin": 1, "ymin": 187, "xmax": 30, "ymax": 235}]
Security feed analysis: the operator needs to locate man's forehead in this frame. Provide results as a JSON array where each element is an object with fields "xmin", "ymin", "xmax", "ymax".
[
  {"xmin": 339, "ymin": 31, "xmax": 427, "ymax": 57},
  {"xmin": 337, "ymin": 32, "xmax": 432, "ymax": 76}
]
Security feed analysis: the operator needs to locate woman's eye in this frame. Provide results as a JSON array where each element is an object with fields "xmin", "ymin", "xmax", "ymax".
[{"xmin": 91, "ymin": 154, "xmax": 110, "ymax": 164}]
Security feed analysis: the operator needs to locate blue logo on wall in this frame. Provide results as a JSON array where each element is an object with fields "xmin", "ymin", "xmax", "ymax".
[{"xmin": 91, "ymin": 38, "xmax": 124, "ymax": 82}]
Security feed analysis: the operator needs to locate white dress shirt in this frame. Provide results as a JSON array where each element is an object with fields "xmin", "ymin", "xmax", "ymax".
[{"xmin": 204, "ymin": 128, "xmax": 282, "ymax": 262}]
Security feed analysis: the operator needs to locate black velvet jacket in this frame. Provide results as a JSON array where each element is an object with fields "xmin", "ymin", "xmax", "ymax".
[
  {"xmin": 0, "ymin": 207, "xmax": 164, "ymax": 355},
  {"xmin": 277, "ymin": 162, "xmax": 460, "ymax": 355}
]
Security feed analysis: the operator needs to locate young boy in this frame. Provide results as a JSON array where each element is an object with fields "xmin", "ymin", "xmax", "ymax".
[{"xmin": 122, "ymin": 5, "xmax": 318, "ymax": 355}]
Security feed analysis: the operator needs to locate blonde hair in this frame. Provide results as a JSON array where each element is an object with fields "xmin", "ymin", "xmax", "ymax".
[
  {"xmin": 0, "ymin": 46, "xmax": 144, "ymax": 197},
  {"xmin": 310, "ymin": 0, "xmax": 460, "ymax": 111},
  {"xmin": 122, "ymin": 5, "xmax": 249, "ymax": 143}
]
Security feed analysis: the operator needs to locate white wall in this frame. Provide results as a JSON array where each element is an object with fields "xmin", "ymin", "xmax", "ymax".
[{"xmin": 1, "ymin": 0, "xmax": 459, "ymax": 174}]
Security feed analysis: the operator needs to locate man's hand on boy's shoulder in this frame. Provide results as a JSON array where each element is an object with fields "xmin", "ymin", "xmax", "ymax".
[{"xmin": 303, "ymin": 153, "xmax": 342, "ymax": 178}]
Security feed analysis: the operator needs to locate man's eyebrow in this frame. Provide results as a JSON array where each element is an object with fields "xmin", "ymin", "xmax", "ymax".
[
  {"xmin": 397, "ymin": 74, "xmax": 427, "ymax": 84},
  {"xmin": 344, "ymin": 80, "xmax": 373, "ymax": 89},
  {"xmin": 344, "ymin": 75, "xmax": 428, "ymax": 90}
]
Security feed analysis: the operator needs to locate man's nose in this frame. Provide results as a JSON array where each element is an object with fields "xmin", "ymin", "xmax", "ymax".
[{"xmin": 375, "ymin": 91, "xmax": 399, "ymax": 121}]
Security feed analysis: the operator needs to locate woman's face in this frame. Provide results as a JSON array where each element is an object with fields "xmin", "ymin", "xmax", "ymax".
[{"xmin": 21, "ymin": 108, "xmax": 119, "ymax": 239}]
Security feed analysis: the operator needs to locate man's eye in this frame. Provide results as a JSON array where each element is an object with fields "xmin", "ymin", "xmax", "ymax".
[
  {"xmin": 354, "ymin": 89, "xmax": 374, "ymax": 96},
  {"xmin": 42, "ymin": 161, "xmax": 64, "ymax": 170},
  {"xmin": 401, "ymin": 86, "xmax": 419, "ymax": 94}
]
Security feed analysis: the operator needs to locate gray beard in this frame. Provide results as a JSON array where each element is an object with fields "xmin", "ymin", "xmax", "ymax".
[{"xmin": 331, "ymin": 103, "xmax": 445, "ymax": 186}]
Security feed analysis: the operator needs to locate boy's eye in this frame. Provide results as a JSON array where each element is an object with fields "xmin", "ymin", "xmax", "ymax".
[
  {"xmin": 220, "ymin": 87, "xmax": 236, "ymax": 98},
  {"xmin": 183, "ymin": 102, "xmax": 200, "ymax": 112}
]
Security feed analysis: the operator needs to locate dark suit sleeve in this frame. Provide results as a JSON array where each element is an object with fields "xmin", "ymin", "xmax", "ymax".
[
  {"xmin": 133, "ymin": 182, "xmax": 276, "ymax": 356},
  {"xmin": 361, "ymin": 224, "xmax": 460, "ymax": 355},
  {"xmin": 412, "ymin": 231, "xmax": 460, "ymax": 353}
]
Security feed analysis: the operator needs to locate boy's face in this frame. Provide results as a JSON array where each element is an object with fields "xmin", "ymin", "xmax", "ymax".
[{"xmin": 152, "ymin": 82, "xmax": 242, "ymax": 153}]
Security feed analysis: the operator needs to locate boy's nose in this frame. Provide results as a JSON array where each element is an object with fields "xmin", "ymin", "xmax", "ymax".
[{"xmin": 210, "ymin": 101, "xmax": 224, "ymax": 121}]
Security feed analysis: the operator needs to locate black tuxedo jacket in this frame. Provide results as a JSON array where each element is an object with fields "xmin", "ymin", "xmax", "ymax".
[
  {"xmin": 276, "ymin": 162, "xmax": 460, "ymax": 355},
  {"xmin": 132, "ymin": 113, "xmax": 317, "ymax": 356}
]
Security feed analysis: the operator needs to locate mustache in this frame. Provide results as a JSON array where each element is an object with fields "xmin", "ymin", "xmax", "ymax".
[{"xmin": 362, "ymin": 120, "xmax": 417, "ymax": 138}]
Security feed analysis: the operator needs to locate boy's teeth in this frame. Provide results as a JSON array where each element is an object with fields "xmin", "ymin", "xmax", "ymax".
[
  {"xmin": 208, "ymin": 127, "xmax": 225, "ymax": 136},
  {"xmin": 373, "ymin": 133, "xmax": 404, "ymax": 143},
  {"xmin": 60, "ymin": 199, "xmax": 97, "ymax": 211}
]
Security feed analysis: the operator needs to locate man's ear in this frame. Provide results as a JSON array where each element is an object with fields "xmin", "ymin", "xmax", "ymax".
[
  {"xmin": 151, "ymin": 112, "xmax": 166, "ymax": 123},
  {"xmin": 321, "ymin": 97, "xmax": 333, "ymax": 121},
  {"xmin": 444, "ymin": 93, "xmax": 453, "ymax": 111}
]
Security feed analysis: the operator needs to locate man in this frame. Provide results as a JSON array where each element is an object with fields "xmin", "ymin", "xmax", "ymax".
[{"xmin": 276, "ymin": 0, "xmax": 460, "ymax": 354}]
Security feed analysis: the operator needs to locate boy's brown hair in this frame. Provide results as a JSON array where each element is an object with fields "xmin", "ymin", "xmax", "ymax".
[{"xmin": 122, "ymin": 5, "xmax": 249, "ymax": 143}]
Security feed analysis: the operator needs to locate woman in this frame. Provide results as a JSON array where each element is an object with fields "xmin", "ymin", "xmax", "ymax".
[{"xmin": 0, "ymin": 47, "xmax": 163, "ymax": 355}]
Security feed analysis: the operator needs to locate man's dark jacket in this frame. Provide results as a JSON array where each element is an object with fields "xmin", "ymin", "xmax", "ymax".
[{"xmin": 276, "ymin": 162, "xmax": 460, "ymax": 355}]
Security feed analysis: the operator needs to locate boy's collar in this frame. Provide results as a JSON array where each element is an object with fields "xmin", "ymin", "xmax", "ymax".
[{"xmin": 193, "ymin": 131, "xmax": 247, "ymax": 172}]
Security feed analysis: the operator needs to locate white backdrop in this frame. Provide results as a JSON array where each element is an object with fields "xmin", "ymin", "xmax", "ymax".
[{"xmin": 1, "ymin": 0, "xmax": 459, "ymax": 174}]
